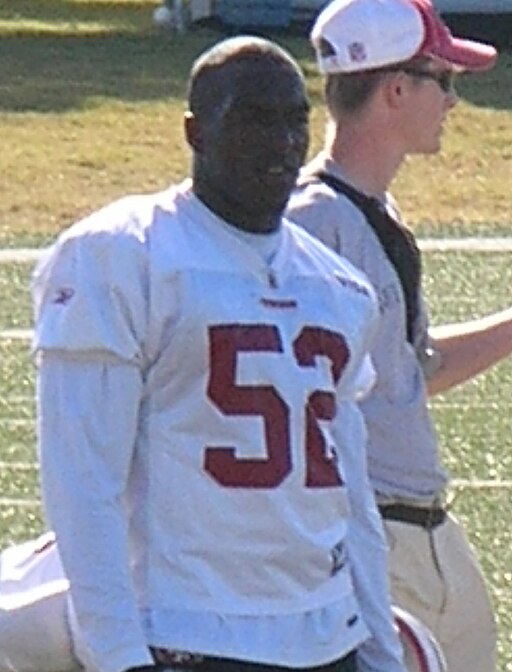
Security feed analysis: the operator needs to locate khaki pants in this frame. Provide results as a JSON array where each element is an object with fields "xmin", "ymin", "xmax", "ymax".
[{"xmin": 384, "ymin": 512, "xmax": 496, "ymax": 672}]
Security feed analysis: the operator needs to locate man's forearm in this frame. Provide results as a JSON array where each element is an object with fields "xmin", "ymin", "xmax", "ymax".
[{"xmin": 428, "ymin": 306, "xmax": 512, "ymax": 395}]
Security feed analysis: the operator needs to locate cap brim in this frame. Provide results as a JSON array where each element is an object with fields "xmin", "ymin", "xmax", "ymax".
[{"xmin": 429, "ymin": 37, "xmax": 497, "ymax": 72}]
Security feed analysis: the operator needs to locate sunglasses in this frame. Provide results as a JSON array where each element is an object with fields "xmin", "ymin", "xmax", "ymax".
[{"xmin": 400, "ymin": 68, "xmax": 456, "ymax": 94}]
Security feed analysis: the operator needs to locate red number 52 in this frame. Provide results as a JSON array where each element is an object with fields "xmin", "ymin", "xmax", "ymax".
[{"xmin": 205, "ymin": 324, "xmax": 349, "ymax": 489}]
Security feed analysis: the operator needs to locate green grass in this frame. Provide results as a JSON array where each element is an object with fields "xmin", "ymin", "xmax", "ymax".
[
  {"xmin": 1, "ymin": 2, "xmax": 511, "ymax": 669},
  {"xmin": 0, "ymin": 262, "xmax": 33, "ymax": 328},
  {"xmin": 424, "ymin": 251, "xmax": 512, "ymax": 670}
]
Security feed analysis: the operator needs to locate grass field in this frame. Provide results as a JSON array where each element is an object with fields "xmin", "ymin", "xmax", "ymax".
[{"xmin": 0, "ymin": 1, "xmax": 511, "ymax": 670}]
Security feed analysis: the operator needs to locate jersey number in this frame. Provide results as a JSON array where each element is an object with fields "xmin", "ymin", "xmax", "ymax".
[{"xmin": 205, "ymin": 324, "xmax": 349, "ymax": 488}]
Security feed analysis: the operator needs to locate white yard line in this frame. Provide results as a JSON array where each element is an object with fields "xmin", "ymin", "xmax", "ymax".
[
  {"xmin": 0, "ymin": 328, "xmax": 33, "ymax": 341},
  {"xmin": 0, "ymin": 248, "xmax": 46, "ymax": 263},
  {"xmin": 419, "ymin": 237, "xmax": 512, "ymax": 252}
]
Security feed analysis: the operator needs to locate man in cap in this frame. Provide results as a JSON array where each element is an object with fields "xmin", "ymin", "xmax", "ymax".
[{"xmin": 287, "ymin": 1, "xmax": 512, "ymax": 670}]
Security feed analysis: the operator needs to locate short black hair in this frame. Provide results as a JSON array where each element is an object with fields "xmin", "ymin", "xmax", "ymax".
[{"xmin": 187, "ymin": 36, "xmax": 303, "ymax": 119}]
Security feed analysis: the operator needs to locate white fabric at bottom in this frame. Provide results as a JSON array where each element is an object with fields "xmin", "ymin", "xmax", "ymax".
[
  {"xmin": 0, "ymin": 533, "xmax": 81, "ymax": 672},
  {"xmin": 384, "ymin": 513, "xmax": 496, "ymax": 672}
]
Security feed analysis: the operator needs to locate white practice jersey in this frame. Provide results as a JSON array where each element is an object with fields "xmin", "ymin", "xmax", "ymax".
[
  {"xmin": 32, "ymin": 180, "xmax": 404, "ymax": 672},
  {"xmin": 287, "ymin": 153, "xmax": 448, "ymax": 501}
]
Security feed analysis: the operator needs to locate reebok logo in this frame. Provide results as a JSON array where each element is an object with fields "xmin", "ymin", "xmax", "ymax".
[{"xmin": 53, "ymin": 287, "xmax": 75, "ymax": 305}]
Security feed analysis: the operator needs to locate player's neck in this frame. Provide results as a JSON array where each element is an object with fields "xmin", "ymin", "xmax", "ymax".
[
  {"xmin": 193, "ymin": 180, "xmax": 281, "ymax": 234},
  {"xmin": 326, "ymin": 120, "xmax": 405, "ymax": 200}
]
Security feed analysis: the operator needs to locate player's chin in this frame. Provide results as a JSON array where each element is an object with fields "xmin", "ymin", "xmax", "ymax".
[
  {"xmin": 265, "ymin": 187, "xmax": 296, "ymax": 216},
  {"xmin": 245, "ymin": 191, "xmax": 292, "ymax": 227},
  {"xmin": 259, "ymin": 171, "xmax": 298, "ymax": 203}
]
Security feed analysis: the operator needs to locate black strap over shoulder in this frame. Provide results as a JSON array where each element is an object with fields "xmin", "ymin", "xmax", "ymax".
[{"xmin": 314, "ymin": 170, "xmax": 421, "ymax": 344}]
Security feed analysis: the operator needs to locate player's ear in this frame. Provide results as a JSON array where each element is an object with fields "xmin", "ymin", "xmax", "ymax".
[
  {"xmin": 384, "ymin": 71, "xmax": 407, "ymax": 109},
  {"xmin": 184, "ymin": 111, "xmax": 203, "ymax": 152}
]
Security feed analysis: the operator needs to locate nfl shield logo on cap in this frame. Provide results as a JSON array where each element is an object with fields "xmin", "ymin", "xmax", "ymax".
[{"xmin": 348, "ymin": 41, "xmax": 367, "ymax": 63}]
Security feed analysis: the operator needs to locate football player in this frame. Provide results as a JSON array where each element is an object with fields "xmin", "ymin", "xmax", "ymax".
[{"xmin": 1, "ymin": 35, "xmax": 405, "ymax": 672}]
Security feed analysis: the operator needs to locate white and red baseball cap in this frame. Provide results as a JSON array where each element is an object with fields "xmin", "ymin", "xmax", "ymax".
[{"xmin": 311, "ymin": 0, "xmax": 497, "ymax": 73}]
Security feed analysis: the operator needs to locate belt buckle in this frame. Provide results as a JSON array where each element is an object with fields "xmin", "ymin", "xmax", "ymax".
[{"xmin": 152, "ymin": 649, "xmax": 205, "ymax": 668}]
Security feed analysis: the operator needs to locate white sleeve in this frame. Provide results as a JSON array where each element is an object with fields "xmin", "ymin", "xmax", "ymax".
[
  {"xmin": 37, "ymin": 356, "xmax": 154, "ymax": 672},
  {"xmin": 333, "ymin": 403, "xmax": 405, "ymax": 672},
  {"xmin": 31, "ymin": 222, "xmax": 148, "ymax": 364}
]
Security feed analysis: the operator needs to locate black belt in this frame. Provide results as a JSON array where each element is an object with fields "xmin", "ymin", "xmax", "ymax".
[
  {"xmin": 196, "ymin": 652, "xmax": 357, "ymax": 672},
  {"xmin": 150, "ymin": 651, "xmax": 357, "ymax": 672},
  {"xmin": 378, "ymin": 503, "xmax": 446, "ymax": 530}
]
